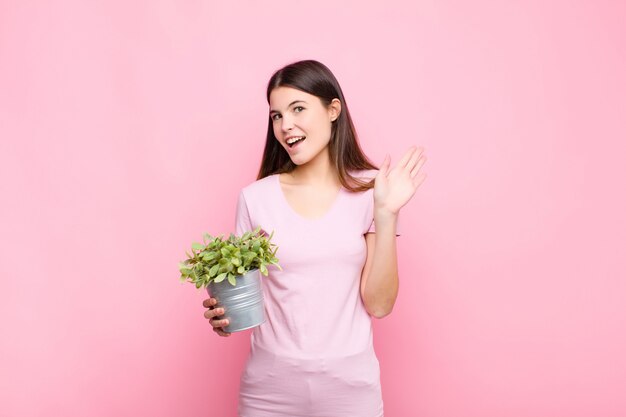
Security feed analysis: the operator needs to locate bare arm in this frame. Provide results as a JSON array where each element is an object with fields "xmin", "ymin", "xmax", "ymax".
[{"xmin": 360, "ymin": 209, "xmax": 399, "ymax": 318}]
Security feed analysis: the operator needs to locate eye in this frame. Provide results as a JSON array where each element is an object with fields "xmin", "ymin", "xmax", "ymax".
[
  {"xmin": 271, "ymin": 113, "xmax": 281, "ymax": 121},
  {"xmin": 294, "ymin": 106, "xmax": 304, "ymax": 113}
]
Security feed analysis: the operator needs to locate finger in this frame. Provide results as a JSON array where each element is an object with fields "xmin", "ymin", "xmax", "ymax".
[
  {"xmin": 204, "ymin": 307, "xmax": 224, "ymax": 319},
  {"xmin": 379, "ymin": 154, "xmax": 391, "ymax": 176},
  {"xmin": 413, "ymin": 172, "xmax": 427, "ymax": 188},
  {"xmin": 202, "ymin": 298, "xmax": 216, "ymax": 308},
  {"xmin": 210, "ymin": 318, "xmax": 230, "ymax": 328},
  {"xmin": 405, "ymin": 149, "xmax": 422, "ymax": 173},
  {"xmin": 213, "ymin": 328, "xmax": 232, "ymax": 337},
  {"xmin": 409, "ymin": 155, "xmax": 427, "ymax": 178},
  {"xmin": 398, "ymin": 146, "xmax": 418, "ymax": 168}
]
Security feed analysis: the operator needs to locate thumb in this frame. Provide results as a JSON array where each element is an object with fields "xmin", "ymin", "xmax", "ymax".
[{"xmin": 382, "ymin": 154, "xmax": 391, "ymax": 176}]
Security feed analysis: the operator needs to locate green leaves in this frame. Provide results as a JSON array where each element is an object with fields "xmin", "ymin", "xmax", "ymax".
[
  {"xmin": 178, "ymin": 226, "xmax": 282, "ymax": 289},
  {"xmin": 209, "ymin": 264, "xmax": 220, "ymax": 277}
]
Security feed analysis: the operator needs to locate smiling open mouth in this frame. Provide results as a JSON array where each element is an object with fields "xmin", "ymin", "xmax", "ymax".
[{"xmin": 287, "ymin": 136, "xmax": 306, "ymax": 148}]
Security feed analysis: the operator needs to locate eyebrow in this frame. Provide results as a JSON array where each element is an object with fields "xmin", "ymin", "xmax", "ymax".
[{"xmin": 269, "ymin": 100, "xmax": 307, "ymax": 114}]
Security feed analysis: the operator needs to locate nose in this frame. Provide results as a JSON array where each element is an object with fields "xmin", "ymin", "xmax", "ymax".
[{"xmin": 280, "ymin": 114, "xmax": 294, "ymax": 133}]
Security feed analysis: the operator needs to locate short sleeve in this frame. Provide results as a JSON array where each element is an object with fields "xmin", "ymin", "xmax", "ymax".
[
  {"xmin": 367, "ymin": 214, "xmax": 401, "ymax": 237},
  {"xmin": 234, "ymin": 190, "xmax": 253, "ymax": 236}
]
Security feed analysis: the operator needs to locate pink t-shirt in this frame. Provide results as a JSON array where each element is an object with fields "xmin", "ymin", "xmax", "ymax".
[{"xmin": 234, "ymin": 169, "xmax": 400, "ymax": 417}]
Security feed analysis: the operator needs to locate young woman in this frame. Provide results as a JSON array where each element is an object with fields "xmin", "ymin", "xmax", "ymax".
[{"xmin": 202, "ymin": 59, "xmax": 427, "ymax": 416}]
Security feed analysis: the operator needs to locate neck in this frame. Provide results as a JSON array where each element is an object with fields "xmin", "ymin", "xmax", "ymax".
[{"xmin": 290, "ymin": 147, "xmax": 339, "ymax": 187}]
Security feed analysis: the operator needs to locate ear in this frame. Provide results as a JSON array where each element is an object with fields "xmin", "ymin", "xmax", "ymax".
[{"xmin": 329, "ymin": 98, "xmax": 341, "ymax": 122}]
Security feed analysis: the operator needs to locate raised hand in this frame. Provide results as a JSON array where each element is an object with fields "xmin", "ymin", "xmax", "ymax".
[{"xmin": 373, "ymin": 146, "xmax": 427, "ymax": 214}]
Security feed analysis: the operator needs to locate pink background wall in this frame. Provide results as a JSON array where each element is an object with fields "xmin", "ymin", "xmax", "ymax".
[{"xmin": 1, "ymin": 1, "xmax": 625, "ymax": 416}]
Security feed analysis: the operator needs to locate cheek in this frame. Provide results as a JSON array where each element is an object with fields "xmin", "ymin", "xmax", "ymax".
[
  {"xmin": 302, "ymin": 114, "xmax": 328, "ymax": 136},
  {"xmin": 313, "ymin": 117, "xmax": 332, "ymax": 140},
  {"xmin": 272, "ymin": 122, "xmax": 281, "ymax": 138}
]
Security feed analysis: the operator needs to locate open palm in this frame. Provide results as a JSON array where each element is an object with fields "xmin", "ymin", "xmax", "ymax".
[{"xmin": 373, "ymin": 146, "xmax": 428, "ymax": 214}]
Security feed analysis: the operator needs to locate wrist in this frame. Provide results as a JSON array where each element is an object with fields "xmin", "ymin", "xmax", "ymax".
[
  {"xmin": 374, "ymin": 208, "xmax": 399, "ymax": 232},
  {"xmin": 374, "ymin": 205, "xmax": 399, "ymax": 218}
]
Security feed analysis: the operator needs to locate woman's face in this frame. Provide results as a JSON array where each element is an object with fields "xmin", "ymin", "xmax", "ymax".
[{"xmin": 269, "ymin": 86, "xmax": 340, "ymax": 166}]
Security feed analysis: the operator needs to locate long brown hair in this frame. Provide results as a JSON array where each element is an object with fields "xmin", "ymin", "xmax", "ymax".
[{"xmin": 256, "ymin": 59, "xmax": 378, "ymax": 192}]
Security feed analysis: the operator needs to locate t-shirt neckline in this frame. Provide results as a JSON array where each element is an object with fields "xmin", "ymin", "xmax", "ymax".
[{"xmin": 274, "ymin": 173, "xmax": 344, "ymax": 222}]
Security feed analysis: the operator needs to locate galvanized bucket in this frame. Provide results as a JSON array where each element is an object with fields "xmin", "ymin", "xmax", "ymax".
[{"xmin": 206, "ymin": 268, "xmax": 266, "ymax": 333}]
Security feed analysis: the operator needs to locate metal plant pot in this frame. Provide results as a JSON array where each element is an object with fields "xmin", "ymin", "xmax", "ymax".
[{"xmin": 206, "ymin": 268, "xmax": 266, "ymax": 333}]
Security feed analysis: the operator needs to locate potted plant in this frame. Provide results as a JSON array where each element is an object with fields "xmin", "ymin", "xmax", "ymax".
[{"xmin": 178, "ymin": 226, "xmax": 281, "ymax": 332}]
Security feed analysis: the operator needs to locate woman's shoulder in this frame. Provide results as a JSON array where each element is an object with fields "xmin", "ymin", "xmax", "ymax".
[
  {"xmin": 344, "ymin": 169, "xmax": 378, "ymax": 196},
  {"xmin": 238, "ymin": 173, "xmax": 278, "ymax": 197}
]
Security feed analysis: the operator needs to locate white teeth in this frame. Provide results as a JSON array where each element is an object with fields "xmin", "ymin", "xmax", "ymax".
[{"xmin": 287, "ymin": 136, "xmax": 305, "ymax": 144}]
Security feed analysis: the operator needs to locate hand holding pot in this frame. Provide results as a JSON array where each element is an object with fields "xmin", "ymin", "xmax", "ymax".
[{"xmin": 203, "ymin": 297, "xmax": 231, "ymax": 337}]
